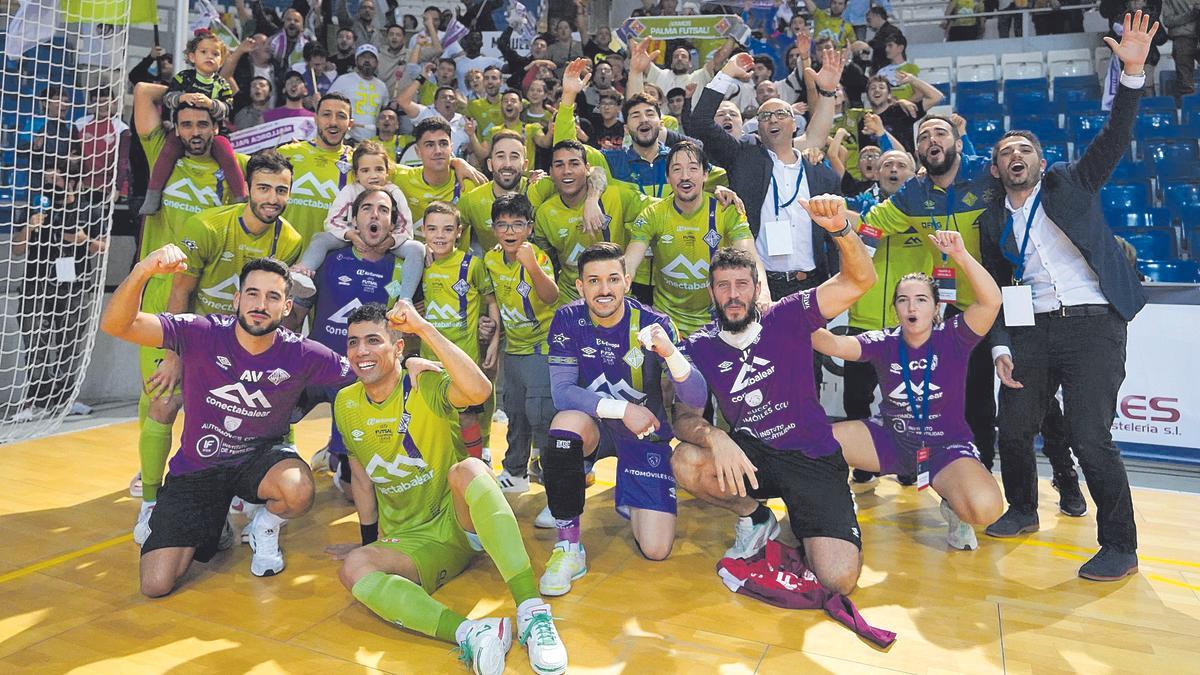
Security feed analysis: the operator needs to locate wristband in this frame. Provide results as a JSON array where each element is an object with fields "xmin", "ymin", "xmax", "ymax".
[
  {"xmin": 596, "ymin": 398, "xmax": 629, "ymax": 419},
  {"xmin": 664, "ymin": 349, "xmax": 692, "ymax": 381},
  {"xmin": 360, "ymin": 521, "xmax": 378, "ymax": 546},
  {"xmin": 816, "ymin": 85, "xmax": 836, "ymax": 98},
  {"xmin": 831, "ymin": 219, "xmax": 854, "ymax": 237},
  {"xmin": 400, "ymin": 353, "xmax": 415, "ymax": 371}
]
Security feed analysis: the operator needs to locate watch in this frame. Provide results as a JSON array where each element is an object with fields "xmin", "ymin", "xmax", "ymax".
[{"xmin": 831, "ymin": 219, "xmax": 854, "ymax": 237}]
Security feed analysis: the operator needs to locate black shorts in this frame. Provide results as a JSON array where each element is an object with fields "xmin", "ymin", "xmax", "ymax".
[
  {"xmin": 141, "ymin": 445, "xmax": 302, "ymax": 563},
  {"xmin": 732, "ymin": 431, "xmax": 862, "ymax": 549}
]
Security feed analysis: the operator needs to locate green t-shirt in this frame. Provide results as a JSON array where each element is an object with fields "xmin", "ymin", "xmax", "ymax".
[
  {"xmin": 532, "ymin": 185, "xmax": 651, "ymax": 303},
  {"xmin": 419, "ymin": 249, "xmax": 493, "ymax": 361},
  {"xmin": 812, "ymin": 8, "xmax": 856, "ymax": 48},
  {"xmin": 630, "ymin": 195, "xmax": 753, "ymax": 336},
  {"xmin": 176, "ymin": 204, "xmax": 304, "ymax": 315},
  {"xmin": 484, "ymin": 243, "xmax": 556, "ymax": 355},
  {"xmin": 848, "ymin": 225, "xmax": 933, "ymax": 330},
  {"xmin": 391, "ymin": 165, "xmax": 477, "ymax": 229},
  {"xmin": 457, "ymin": 176, "xmax": 552, "ymax": 253},
  {"xmin": 466, "ymin": 97, "xmax": 503, "ymax": 130},
  {"xmin": 138, "ymin": 126, "xmax": 247, "ymax": 312},
  {"xmin": 335, "ymin": 371, "xmax": 465, "ymax": 534},
  {"xmin": 480, "ymin": 120, "xmax": 543, "ymax": 166},
  {"xmin": 371, "ymin": 134, "xmax": 415, "ymax": 165},
  {"xmin": 276, "ymin": 140, "xmax": 355, "ymax": 246}
]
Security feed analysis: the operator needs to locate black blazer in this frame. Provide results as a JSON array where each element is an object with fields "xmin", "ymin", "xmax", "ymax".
[
  {"xmin": 979, "ymin": 82, "xmax": 1148, "ymax": 351},
  {"xmin": 684, "ymin": 85, "xmax": 842, "ymax": 280}
]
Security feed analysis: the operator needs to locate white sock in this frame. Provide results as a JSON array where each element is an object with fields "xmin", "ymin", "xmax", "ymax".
[{"xmin": 255, "ymin": 507, "xmax": 287, "ymax": 529}]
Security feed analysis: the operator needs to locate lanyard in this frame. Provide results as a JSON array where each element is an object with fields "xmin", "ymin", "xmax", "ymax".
[
  {"xmin": 999, "ymin": 191, "xmax": 1043, "ymax": 283},
  {"xmin": 399, "ymin": 374, "xmax": 423, "ymax": 459},
  {"xmin": 771, "ymin": 161, "xmax": 805, "ymax": 216},
  {"xmin": 631, "ymin": 158, "xmax": 666, "ymax": 199},
  {"xmin": 239, "ymin": 217, "xmax": 282, "ymax": 257},
  {"xmin": 898, "ymin": 338, "xmax": 933, "ymax": 439}
]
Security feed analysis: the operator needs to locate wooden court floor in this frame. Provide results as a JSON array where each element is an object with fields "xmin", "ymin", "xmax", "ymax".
[{"xmin": 1, "ymin": 416, "xmax": 1199, "ymax": 674}]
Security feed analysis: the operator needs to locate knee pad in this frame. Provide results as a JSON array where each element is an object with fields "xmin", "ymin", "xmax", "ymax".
[{"xmin": 542, "ymin": 430, "xmax": 586, "ymax": 520}]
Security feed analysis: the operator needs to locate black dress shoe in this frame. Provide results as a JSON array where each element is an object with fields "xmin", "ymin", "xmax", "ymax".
[
  {"xmin": 985, "ymin": 508, "xmax": 1040, "ymax": 538},
  {"xmin": 1079, "ymin": 546, "xmax": 1139, "ymax": 581},
  {"xmin": 1053, "ymin": 472, "xmax": 1088, "ymax": 517}
]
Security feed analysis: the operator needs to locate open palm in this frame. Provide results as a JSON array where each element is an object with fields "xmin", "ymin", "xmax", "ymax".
[{"xmin": 1103, "ymin": 10, "xmax": 1160, "ymax": 71}]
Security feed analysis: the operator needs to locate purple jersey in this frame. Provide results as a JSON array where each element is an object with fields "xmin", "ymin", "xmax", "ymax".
[
  {"xmin": 310, "ymin": 248, "xmax": 403, "ymax": 353},
  {"xmin": 683, "ymin": 289, "xmax": 838, "ymax": 457},
  {"xmin": 855, "ymin": 313, "xmax": 982, "ymax": 445},
  {"xmin": 547, "ymin": 298, "xmax": 678, "ymax": 440},
  {"xmin": 159, "ymin": 313, "xmax": 354, "ymax": 474}
]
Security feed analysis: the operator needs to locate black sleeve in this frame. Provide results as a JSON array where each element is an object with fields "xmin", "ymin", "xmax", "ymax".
[
  {"xmin": 1075, "ymin": 83, "xmax": 1140, "ymax": 193},
  {"xmin": 979, "ymin": 215, "xmax": 1014, "ymax": 351},
  {"xmin": 683, "ymin": 85, "xmax": 750, "ymax": 171}
]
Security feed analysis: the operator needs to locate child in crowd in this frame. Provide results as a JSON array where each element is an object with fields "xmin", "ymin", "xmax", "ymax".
[{"xmin": 140, "ymin": 29, "xmax": 245, "ymax": 215}]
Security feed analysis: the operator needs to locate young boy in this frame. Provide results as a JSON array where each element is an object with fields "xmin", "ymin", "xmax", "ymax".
[{"xmin": 419, "ymin": 201, "xmax": 500, "ymax": 462}]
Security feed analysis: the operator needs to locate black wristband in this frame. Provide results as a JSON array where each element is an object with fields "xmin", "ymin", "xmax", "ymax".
[
  {"xmin": 816, "ymin": 85, "xmax": 836, "ymax": 98},
  {"xmin": 400, "ymin": 353, "xmax": 414, "ymax": 371},
  {"xmin": 831, "ymin": 219, "xmax": 854, "ymax": 238},
  {"xmin": 360, "ymin": 521, "xmax": 378, "ymax": 546}
]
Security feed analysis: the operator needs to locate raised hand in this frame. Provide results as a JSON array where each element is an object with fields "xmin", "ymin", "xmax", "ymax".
[
  {"xmin": 630, "ymin": 38, "xmax": 661, "ymax": 76},
  {"xmin": 387, "ymin": 298, "xmax": 430, "ymax": 334},
  {"xmin": 637, "ymin": 322, "xmax": 676, "ymax": 359},
  {"xmin": 721, "ymin": 52, "xmax": 754, "ymax": 81},
  {"xmin": 562, "ymin": 58, "xmax": 592, "ymax": 97},
  {"xmin": 1103, "ymin": 10, "xmax": 1160, "ymax": 75},
  {"xmin": 928, "ymin": 230, "xmax": 967, "ymax": 259},
  {"xmin": 140, "ymin": 243, "xmax": 188, "ymax": 276},
  {"xmin": 808, "ymin": 47, "xmax": 845, "ymax": 92},
  {"xmin": 797, "ymin": 194, "xmax": 852, "ymax": 233}
]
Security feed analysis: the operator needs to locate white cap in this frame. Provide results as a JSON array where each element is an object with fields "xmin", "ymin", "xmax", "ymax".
[{"xmin": 355, "ymin": 44, "xmax": 380, "ymax": 58}]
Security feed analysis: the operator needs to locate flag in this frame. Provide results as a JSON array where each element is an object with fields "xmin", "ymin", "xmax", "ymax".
[{"xmin": 63, "ymin": 0, "xmax": 158, "ymax": 25}]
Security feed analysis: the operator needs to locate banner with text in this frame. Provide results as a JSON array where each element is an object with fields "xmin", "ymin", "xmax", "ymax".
[
  {"xmin": 230, "ymin": 117, "xmax": 317, "ymax": 153},
  {"xmin": 1111, "ymin": 303, "xmax": 1199, "ymax": 452},
  {"xmin": 617, "ymin": 15, "xmax": 751, "ymax": 46}
]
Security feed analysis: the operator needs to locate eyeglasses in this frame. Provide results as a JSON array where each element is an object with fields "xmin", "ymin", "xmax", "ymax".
[
  {"xmin": 756, "ymin": 109, "xmax": 792, "ymax": 123},
  {"xmin": 493, "ymin": 221, "xmax": 529, "ymax": 232}
]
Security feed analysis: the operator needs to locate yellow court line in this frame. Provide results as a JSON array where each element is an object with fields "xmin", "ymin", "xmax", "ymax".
[
  {"xmin": 0, "ymin": 533, "xmax": 132, "ymax": 585},
  {"xmin": 1147, "ymin": 573, "xmax": 1200, "ymax": 592}
]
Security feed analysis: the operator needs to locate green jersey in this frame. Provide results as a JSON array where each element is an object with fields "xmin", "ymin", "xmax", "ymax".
[
  {"xmin": 532, "ymin": 184, "xmax": 650, "ymax": 302},
  {"xmin": 371, "ymin": 133, "xmax": 415, "ymax": 165},
  {"xmin": 138, "ymin": 126, "xmax": 247, "ymax": 312},
  {"xmin": 420, "ymin": 249, "xmax": 493, "ymax": 361},
  {"xmin": 630, "ymin": 194, "xmax": 753, "ymax": 336},
  {"xmin": 484, "ymin": 243, "xmax": 556, "ymax": 355},
  {"xmin": 457, "ymin": 176, "xmax": 552, "ymax": 253},
  {"xmin": 177, "ymin": 204, "xmax": 304, "ymax": 315},
  {"xmin": 391, "ymin": 165, "xmax": 477, "ymax": 229},
  {"xmin": 848, "ymin": 225, "xmax": 933, "ymax": 331},
  {"xmin": 277, "ymin": 140, "xmax": 355, "ymax": 246},
  {"xmin": 480, "ymin": 120, "xmax": 543, "ymax": 169},
  {"xmin": 467, "ymin": 97, "xmax": 503, "ymax": 130},
  {"xmin": 335, "ymin": 371, "xmax": 465, "ymax": 535}
]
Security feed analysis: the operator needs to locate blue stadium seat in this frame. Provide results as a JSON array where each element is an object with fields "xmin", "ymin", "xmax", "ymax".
[
  {"xmin": 1053, "ymin": 74, "xmax": 1099, "ymax": 97},
  {"xmin": 1142, "ymin": 140, "xmax": 1198, "ymax": 164},
  {"xmin": 1112, "ymin": 226, "xmax": 1177, "ymax": 260},
  {"xmin": 1009, "ymin": 115, "xmax": 1058, "ymax": 135},
  {"xmin": 1135, "ymin": 112, "xmax": 1177, "ymax": 140},
  {"xmin": 1101, "ymin": 181, "xmax": 1151, "ymax": 210},
  {"xmin": 1139, "ymin": 260, "xmax": 1200, "ymax": 282},
  {"xmin": 933, "ymin": 81, "xmax": 951, "ymax": 100},
  {"xmin": 1140, "ymin": 96, "xmax": 1178, "ymax": 113},
  {"xmin": 958, "ymin": 80, "xmax": 1001, "ymax": 98},
  {"xmin": 1181, "ymin": 205, "xmax": 1200, "ymax": 229},
  {"xmin": 1041, "ymin": 142, "xmax": 1068, "ymax": 164},
  {"xmin": 1060, "ymin": 97, "xmax": 1103, "ymax": 115},
  {"xmin": 1068, "ymin": 113, "xmax": 1109, "ymax": 140},
  {"xmin": 1188, "ymin": 227, "xmax": 1200, "ymax": 255},
  {"xmin": 967, "ymin": 117, "xmax": 1005, "ymax": 146},
  {"xmin": 958, "ymin": 95, "xmax": 1001, "ymax": 117},
  {"xmin": 1160, "ymin": 70, "xmax": 1200, "ymax": 97},
  {"xmin": 1005, "ymin": 77, "xmax": 1049, "ymax": 93},
  {"xmin": 1005, "ymin": 89, "xmax": 1050, "ymax": 115},
  {"xmin": 1105, "ymin": 207, "xmax": 1172, "ymax": 229},
  {"xmin": 1182, "ymin": 95, "xmax": 1200, "ymax": 116},
  {"xmin": 1164, "ymin": 182, "xmax": 1200, "ymax": 213},
  {"xmin": 1157, "ymin": 158, "xmax": 1200, "ymax": 182}
]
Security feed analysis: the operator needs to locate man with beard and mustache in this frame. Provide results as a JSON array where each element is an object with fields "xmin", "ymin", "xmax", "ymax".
[
  {"xmin": 459, "ymin": 131, "xmax": 558, "ymax": 254},
  {"xmin": 263, "ymin": 72, "xmax": 315, "ymax": 123},
  {"xmin": 396, "ymin": 83, "xmax": 472, "ymax": 156},
  {"xmin": 267, "ymin": 8, "xmax": 310, "ymax": 68},
  {"xmin": 538, "ymin": 243, "xmax": 709, "ymax": 595},
  {"xmin": 670, "ymin": 195, "xmax": 876, "ymax": 593},
  {"xmin": 329, "ymin": 44, "xmax": 388, "ymax": 142},
  {"xmin": 976, "ymin": 12, "xmax": 1157, "ymax": 581},
  {"xmin": 472, "ymin": 91, "xmax": 551, "ymax": 164},
  {"xmin": 466, "ymin": 65, "xmax": 506, "ymax": 132},
  {"xmin": 128, "ymin": 82, "xmax": 252, "ymax": 545},
  {"xmin": 233, "ymin": 76, "xmax": 273, "ymax": 130},
  {"xmin": 101, "ymin": 247, "xmax": 354, "ymax": 596}
]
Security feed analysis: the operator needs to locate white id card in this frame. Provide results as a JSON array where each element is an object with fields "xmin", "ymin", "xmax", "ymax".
[
  {"xmin": 763, "ymin": 220, "xmax": 793, "ymax": 257},
  {"xmin": 1002, "ymin": 285, "xmax": 1035, "ymax": 326},
  {"xmin": 55, "ymin": 256, "xmax": 77, "ymax": 283}
]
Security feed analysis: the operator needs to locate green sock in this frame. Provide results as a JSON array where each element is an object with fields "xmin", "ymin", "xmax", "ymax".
[
  {"xmin": 465, "ymin": 473, "xmax": 540, "ymax": 605},
  {"xmin": 139, "ymin": 418, "xmax": 173, "ymax": 502},
  {"xmin": 352, "ymin": 571, "xmax": 466, "ymax": 643},
  {"xmin": 137, "ymin": 394, "xmax": 149, "ymax": 426},
  {"xmin": 479, "ymin": 389, "xmax": 496, "ymax": 450}
]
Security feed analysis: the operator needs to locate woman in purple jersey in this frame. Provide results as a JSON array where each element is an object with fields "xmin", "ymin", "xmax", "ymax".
[{"xmin": 812, "ymin": 230, "xmax": 1004, "ymax": 551}]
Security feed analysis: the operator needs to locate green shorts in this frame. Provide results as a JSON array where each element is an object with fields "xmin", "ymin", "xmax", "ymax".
[{"xmin": 373, "ymin": 510, "xmax": 482, "ymax": 594}]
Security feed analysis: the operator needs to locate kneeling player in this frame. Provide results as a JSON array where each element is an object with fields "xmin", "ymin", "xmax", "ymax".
[
  {"xmin": 540, "ymin": 243, "xmax": 708, "ymax": 596},
  {"xmin": 329, "ymin": 302, "xmax": 567, "ymax": 675},
  {"xmin": 812, "ymin": 230, "xmax": 1004, "ymax": 549}
]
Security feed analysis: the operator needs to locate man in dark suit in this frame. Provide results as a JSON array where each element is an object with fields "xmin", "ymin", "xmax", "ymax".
[
  {"xmin": 684, "ymin": 50, "xmax": 845, "ymax": 300},
  {"xmin": 978, "ymin": 11, "xmax": 1158, "ymax": 582}
]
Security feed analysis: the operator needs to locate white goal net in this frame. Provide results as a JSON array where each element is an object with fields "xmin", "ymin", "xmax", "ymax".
[{"xmin": 0, "ymin": 1, "xmax": 133, "ymax": 442}]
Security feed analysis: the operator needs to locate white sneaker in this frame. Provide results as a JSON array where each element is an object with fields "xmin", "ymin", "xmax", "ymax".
[
  {"xmin": 290, "ymin": 271, "xmax": 317, "ymax": 298},
  {"xmin": 68, "ymin": 401, "xmax": 93, "ymax": 416},
  {"xmin": 247, "ymin": 510, "xmax": 286, "ymax": 577},
  {"xmin": 723, "ymin": 508, "xmax": 780, "ymax": 560},
  {"xmin": 481, "ymin": 446, "xmax": 493, "ymax": 464},
  {"xmin": 492, "ymin": 409, "xmax": 509, "ymax": 425},
  {"xmin": 129, "ymin": 472, "xmax": 143, "ymax": 498},
  {"xmin": 497, "ymin": 469, "xmax": 529, "ymax": 494},
  {"xmin": 218, "ymin": 518, "xmax": 236, "ymax": 551},
  {"xmin": 457, "ymin": 617, "xmax": 512, "ymax": 675},
  {"xmin": 309, "ymin": 446, "xmax": 330, "ymax": 473},
  {"xmin": 539, "ymin": 541, "xmax": 587, "ymax": 596},
  {"xmin": 518, "ymin": 603, "xmax": 568, "ymax": 675},
  {"xmin": 533, "ymin": 505, "xmax": 555, "ymax": 529},
  {"xmin": 942, "ymin": 500, "xmax": 978, "ymax": 551},
  {"xmin": 133, "ymin": 501, "xmax": 155, "ymax": 546},
  {"xmin": 11, "ymin": 407, "xmax": 38, "ymax": 422}
]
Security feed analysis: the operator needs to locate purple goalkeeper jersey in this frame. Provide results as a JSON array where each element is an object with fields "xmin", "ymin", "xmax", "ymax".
[
  {"xmin": 682, "ymin": 289, "xmax": 838, "ymax": 457},
  {"xmin": 855, "ymin": 313, "xmax": 982, "ymax": 445},
  {"xmin": 310, "ymin": 248, "xmax": 401, "ymax": 353},
  {"xmin": 159, "ymin": 312, "xmax": 354, "ymax": 474}
]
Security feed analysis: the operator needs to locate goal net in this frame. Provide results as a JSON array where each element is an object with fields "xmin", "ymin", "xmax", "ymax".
[{"xmin": 0, "ymin": 1, "xmax": 139, "ymax": 442}]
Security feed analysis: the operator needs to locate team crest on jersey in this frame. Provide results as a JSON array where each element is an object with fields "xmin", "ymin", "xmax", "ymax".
[
  {"xmin": 336, "ymin": 159, "xmax": 351, "ymax": 173},
  {"xmin": 215, "ymin": 355, "xmax": 231, "ymax": 370},
  {"xmin": 220, "ymin": 251, "xmax": 235, "ymax": 262},
  {"xmin": 267, "ymin": 368, "xmax": 291, "ymax": 385},
  {"xmin": 961, "ymin": 191, "xmax": 977, "ymax": 207},
  {"xmin": 223, "ymin": 415, "xmax": 242, "ymax": 432},
  {"xmin": 516, "ymin": 280, "xmax": 531, "ymax": 297},
  {"xmin": 744, "ymin": 389, "xmax": 763, "ymax": 407},
  {"xmin": 647, "ymin": 452, "xmax": 661, "ymax": 468},
  {"xmin": 551, "ymin": 332, "xmax": 569, "ymax": 347},
  {"xmin": 282, "ymin": 331, "xmax": 303, "ymax": 342},
  {"xmin": 211, "ymin": 315, "xmax": 235, "ymax": 327},
  {"xmin": 703, "ymin": 229, "xmax": 722, "ymax": 249},
  {"xmin": 181, "ymin": 238, "xmax": 198, "ymax": 251},
  {"xmin": 623, "ymin": 347, "xmax": 644, "ymax": 369},
  {"xmin": 452, "ymin": 279, "xmax": 470, "ymax": 296}
]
